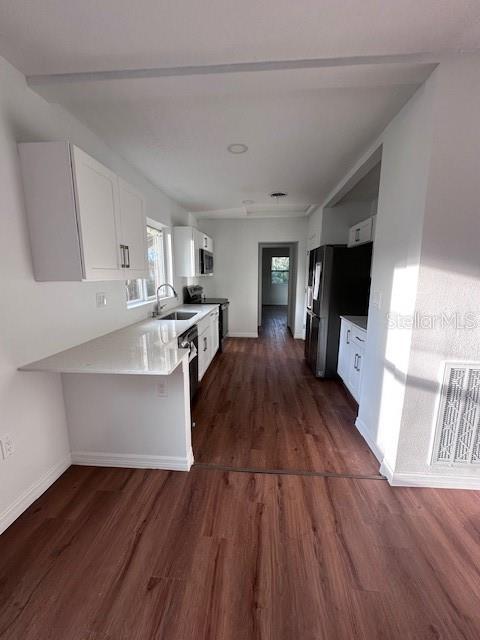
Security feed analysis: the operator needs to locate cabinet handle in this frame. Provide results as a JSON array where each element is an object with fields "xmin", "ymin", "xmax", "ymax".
[
  {"xmin": 355, "ymin": 228, "xmax": 360, "ymax": 242},
  {"xmin": 357, "ymin": 355, "xmax": 362, "ymax": 370},
  {"xmin": 346, "ymin": 329, "xmax": 350, "ymax": 344},
  {"xmin": 120, "ymin": 244, "xmax": 126, "ymax": 268},
  {"xmin": 354, "ymin": 354, "xmax": 358, "ymax": 370},
  {"xmin": 355, "ymin": 335, "xmax": 365, "ymax": 342},
  {"xmin": 125, "ymin": 245, "xmax": 130, "ymax": 268},
  {"xmin": 203, "ymin": 336, "xmax": 208, "ymax": 352}
]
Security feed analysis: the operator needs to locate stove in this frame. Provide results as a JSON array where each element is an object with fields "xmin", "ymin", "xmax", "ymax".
[{"xmin": 184, "ymin": 286, "xmax": 229, "ymax": 350}]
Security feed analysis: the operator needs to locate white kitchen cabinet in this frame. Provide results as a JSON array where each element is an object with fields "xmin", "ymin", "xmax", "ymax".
[
  {"xmin": 72, "ymin": 146, "xmax": 123, "ymax": 280},
  {"xmin": 197, "ymin": 308, "xmax": 219, "ymax": 381},
  {"xmin": 346, "ymin": 338, "xmax": 365, "ymax": 401},
  {"xmin": 198, "ymin": 323, "xmax": 210, "ymax": 381},
  {"xmin": 198, "ymin": 230, "xmax": 214, "ymax": 253},
  {"xmin": 337, "ymin": 317, "xmax": 367, "ymax": 403},
  {"xmin": 210, "ymin": 308, "xmax": 219, "ymax": 355},
  {"xmin": 173, "ymin": 226, "xmax": 214, "ymax": 277},
  {"xmin": 347, "ymin": 216, "xmax": 374, "ymax": 248},
  {"xmin": 118, "ymin": 178, "xmax": 147, "ymax": 276},
  {"xmin": 18, "ymin": 142, "xmax": 147, "ymax": 281}
]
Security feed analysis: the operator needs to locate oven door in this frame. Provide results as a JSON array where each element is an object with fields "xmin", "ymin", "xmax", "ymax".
[{"xmin": 200, "ymin": 249, "xmax": 214, "ymax": 275}]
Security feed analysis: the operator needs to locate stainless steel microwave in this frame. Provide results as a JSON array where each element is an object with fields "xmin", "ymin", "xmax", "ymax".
[{"xmin": 199, "ymin": 249, "xmax": 214, "ymax": 275}]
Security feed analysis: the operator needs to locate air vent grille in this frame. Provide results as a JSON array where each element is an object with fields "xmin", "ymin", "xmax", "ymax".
[{"xmin": 433, "ymin": 364, "xmax": 480, "ymax": 465}]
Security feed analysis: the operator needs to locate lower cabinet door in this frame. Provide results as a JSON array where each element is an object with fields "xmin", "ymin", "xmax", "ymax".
[
  {"xmin": 347, "ymin": 345, "xmax": 365, "ymax": 402},
  {"xmin": 211, "ymin": 311, "xmax": 219, "ymax": 355},
  {"xmin": 198, "ymin": 327, "xmax": 210, "ymax": 381},
  {"xmin": 348, "ymin": 350, "xmax": 361, "ymax": 401}
]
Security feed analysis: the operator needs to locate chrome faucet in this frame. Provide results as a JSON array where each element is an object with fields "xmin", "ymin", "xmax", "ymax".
[{"xmin": 154, "ymin": 283, "xmax": 178, "ymax": 316}]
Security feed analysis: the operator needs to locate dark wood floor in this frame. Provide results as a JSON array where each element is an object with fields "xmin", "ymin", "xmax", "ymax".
[
  {"xmin": 192, "ymin": 305, "xmax": 380, "ymax": 476},
  {"xmin": 2, "ymin": 309, "xmax": 480, "ymax": 639},
  {"xmin": 2, "ymin": 466, "xmax": 480, "ymax": 639}
]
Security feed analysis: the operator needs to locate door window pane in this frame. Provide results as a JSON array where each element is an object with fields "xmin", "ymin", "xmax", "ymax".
[{"xmin": 271, "ymin": 256, "xmax": 289, "ymax": 284}]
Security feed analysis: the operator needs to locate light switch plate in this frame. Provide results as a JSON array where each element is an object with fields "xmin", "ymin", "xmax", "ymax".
[{"xmin": 96, "ymin": 292, "xmax": 107, "ymax": 308}]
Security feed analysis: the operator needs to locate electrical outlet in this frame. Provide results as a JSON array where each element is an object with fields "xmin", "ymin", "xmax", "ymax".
[
  {"xmin": 96, "ymin": 292, "xmax": 107, "ymax": 308},
  {"xmin": 0, "ymin": 434, "xmax": 14, "ymax": 459}
]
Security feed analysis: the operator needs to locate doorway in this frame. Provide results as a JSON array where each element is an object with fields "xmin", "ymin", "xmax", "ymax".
[{"xmin": 258, "ymin": 243, "xmax": 298, "ymax": 335}]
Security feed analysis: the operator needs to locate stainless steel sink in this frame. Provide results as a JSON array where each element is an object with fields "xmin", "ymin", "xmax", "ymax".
[{"xmin": 159, "ymin": 311, "xmax": 197, "ymax": 321}]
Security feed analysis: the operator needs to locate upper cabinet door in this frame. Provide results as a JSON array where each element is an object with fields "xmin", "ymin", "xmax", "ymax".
[
  {"xmin": 347, "ymin": 217, "xmax": 373, "ymax": 248},
  {"xmin": 72, "ymin": 147, "xmax": 124, "ymax": 280},
  {"xmin": 118, "ymin": 178, "xmax": 147, "ymax": 277}
]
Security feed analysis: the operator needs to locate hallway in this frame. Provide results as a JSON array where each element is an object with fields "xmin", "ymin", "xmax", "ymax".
[{"xmin": 192, "ymin": 305, "xmax": 379, "ymax": 476}]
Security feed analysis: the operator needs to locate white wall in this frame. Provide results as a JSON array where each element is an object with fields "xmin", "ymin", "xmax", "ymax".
[
  {"xmin": 357, "ymin": 78, "xmax": 435, "ymax": 468},
  {"xmin": 198, "ymin": 218, "xmax": 307, "ymax": 338},
  {"xmin": 261, "ymin": 246, "xmax": 290, "ymax": 306},
  {"xmin": 0, "ymin": 55, "xmax": 190, "ymax": 532},
  {"xmin": 394, "ymin": 54, "xmax": 480, "ymax": 483}
]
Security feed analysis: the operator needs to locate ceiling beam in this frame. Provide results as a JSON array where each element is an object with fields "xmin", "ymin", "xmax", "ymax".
[{"xmin": 27, "ymin": 51, "xmax": 443, "ymax": 86}]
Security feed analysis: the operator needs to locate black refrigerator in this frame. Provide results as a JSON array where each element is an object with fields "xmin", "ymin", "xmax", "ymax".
[{"xmin": 305, "ymin": 243, "xmax": 372, "ymax": 378}]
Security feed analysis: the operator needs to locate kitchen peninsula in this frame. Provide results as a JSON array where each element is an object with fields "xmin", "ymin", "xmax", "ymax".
[{"xmin": 19, "ymin": 305, "xmax": 219, "ymax": 471}]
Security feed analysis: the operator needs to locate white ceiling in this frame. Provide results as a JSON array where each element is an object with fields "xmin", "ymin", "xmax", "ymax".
[
  {"xmin": 0, "ymin": 1, "xmax": 479, "ymax": 75},
  {"xmin": 0, "ymin": 1, "xmax": 478, "ymax": 217},
  {"xmin": 29, "ymin": 64, "xmax": 433, "ymax": 215}
]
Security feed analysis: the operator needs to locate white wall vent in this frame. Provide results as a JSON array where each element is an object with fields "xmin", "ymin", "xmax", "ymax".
[{"xmin": 432, "ymin": 363, "xmax": 480, "ymax": 465}]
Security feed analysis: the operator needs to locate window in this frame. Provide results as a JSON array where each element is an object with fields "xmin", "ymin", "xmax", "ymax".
[
  {"xmin": 271, "ymin": 256, "xmax": 289, "ymax": 284},
  {"xmin": 126, "ymin": 222, "xmax": 174, "ymax": 307}
]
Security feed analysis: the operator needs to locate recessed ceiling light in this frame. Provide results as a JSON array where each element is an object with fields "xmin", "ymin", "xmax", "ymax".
[
  {"xmin": 270, "ymin": 191, "xmax": 288, "ymax": 199},
  {"xmin": 227, "ymin": 143, "xmax": 248, "ymax": 154},
  {"xmin": 242, "ymin": 199, "xmax": 255, "ymax": 205}
]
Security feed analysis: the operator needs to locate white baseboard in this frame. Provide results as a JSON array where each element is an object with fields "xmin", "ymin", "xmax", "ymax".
[
  {"xmin": 71, "ymin": 450, "xmax": 194, "ymax": 471},
  {"xmin": 294, "ymin": 331, "xmax": 305, "ymax": 340},
  {"xmin": 228, "ymin": 332, "xmax": 258, "ymax": 338},
  {"xmin": 0, "ymin": 454, "xmax": 71, "ymax": 535},
  {"xmin": 380, "ymin": 458, "xmax": 480, "ymax": 490},
  {"xmin": 379, "ymin": 457, "xmax": 394, "ymax": 482},
  {"xmin": 354, "ymin": 417, "xmax": 384, "ymax": 463}
]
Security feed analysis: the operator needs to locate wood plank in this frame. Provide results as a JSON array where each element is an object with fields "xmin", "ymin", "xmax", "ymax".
[
  {"xmin": 192, "ymin": 306, "xmax": 380, "ymax": 475},
  {"xmin": 2, "ymin": 468, "xmax": 480, "ymax": 638}
]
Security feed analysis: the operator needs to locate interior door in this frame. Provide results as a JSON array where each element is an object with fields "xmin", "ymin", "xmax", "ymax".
[
  {"xmin": 72, "ymin": 146, "xmax": 124, "ymax": 280},
  {"xmin": 118, "ymin": 178, "xmax": 147, "ymax": 277}
]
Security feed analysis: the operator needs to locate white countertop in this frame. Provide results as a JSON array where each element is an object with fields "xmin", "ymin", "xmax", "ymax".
[
  {"xmin": 340, "ymin": 315, "xmax": 368, "ymax": 331},
  {"xmin": 19, "ymin": 304, "xmax": 219, "ymax": 376}
]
